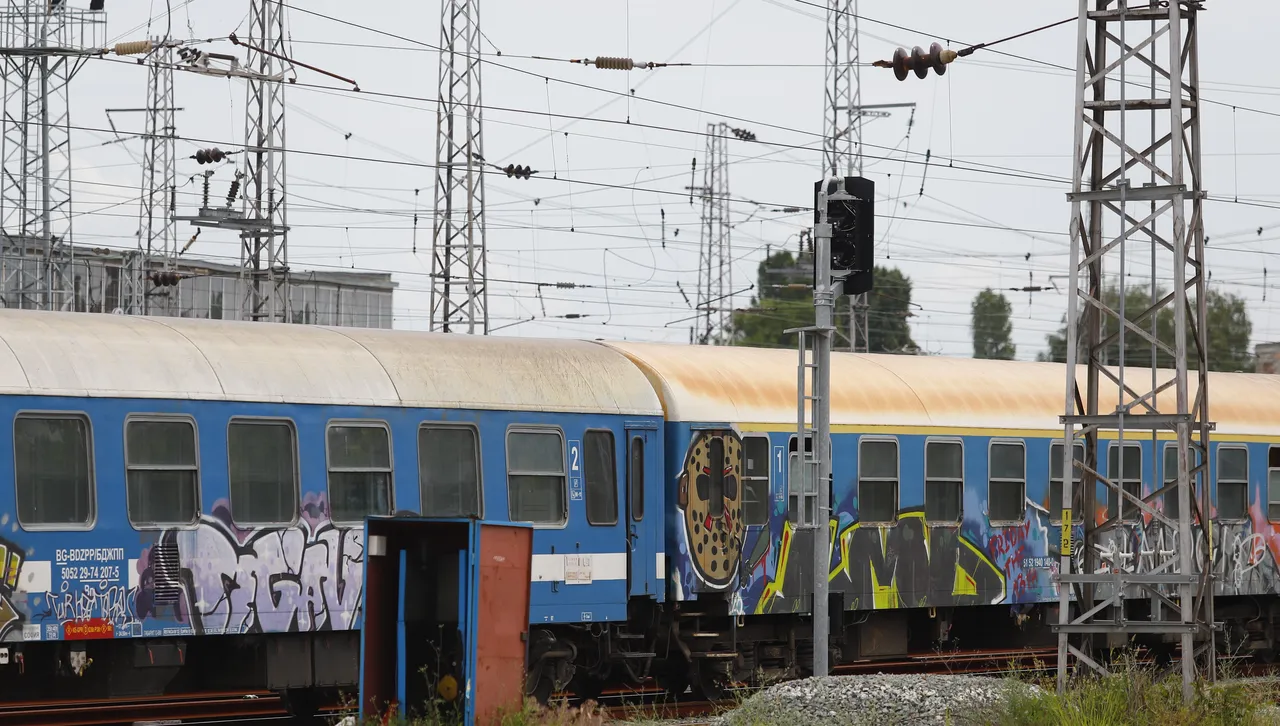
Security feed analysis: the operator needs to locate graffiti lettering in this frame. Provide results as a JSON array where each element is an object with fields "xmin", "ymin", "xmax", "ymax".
[
  {"xmin": 139, "ymin": 499, "xmax": 364, "ymax": 635},
  {"xmin": 46, "ymin": 582, "xmax": 132, "ymax": 625},
  {"xmin": 831, "ymin": 510, "xmax": 1006, "ymax": 608}
]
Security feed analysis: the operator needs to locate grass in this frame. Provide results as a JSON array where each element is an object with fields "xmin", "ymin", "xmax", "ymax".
[
  {"xmin": 332, "ymin": 654, "xmax": 1280, "ymax": 725},
  {"xmin": 982, "ymin": 654, "xmax": 1280, "ymax": 726},
  {"xmin": 328, "ymin": 697, "xmax": 610, "ymax": 726}
]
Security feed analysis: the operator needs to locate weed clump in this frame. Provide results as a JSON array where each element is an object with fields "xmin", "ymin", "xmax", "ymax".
[{"xmin": 988, "ymin": 654, "xmax": 1280, "ymax": 726}]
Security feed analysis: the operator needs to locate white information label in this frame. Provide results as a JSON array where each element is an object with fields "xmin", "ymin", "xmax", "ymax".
[{"xmin": 564, "ymin": 554, "xmax": 593, "ymax": 585}]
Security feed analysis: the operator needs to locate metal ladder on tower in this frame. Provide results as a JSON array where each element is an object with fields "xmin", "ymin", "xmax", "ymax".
[{"xmin": 796, "ymin": 329, "xmax": 820, "ymax": 526}]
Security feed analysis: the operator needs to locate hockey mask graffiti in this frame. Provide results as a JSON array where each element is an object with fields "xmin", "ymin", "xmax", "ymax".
[{"xmin": 677, "ymin": 430, "xmax": 745, "ymax": 589}]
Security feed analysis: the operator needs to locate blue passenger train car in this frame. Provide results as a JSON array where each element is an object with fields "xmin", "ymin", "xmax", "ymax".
[
  {"xmin": 4, "ymin": 309, "xmax": 1280, "ymax": 710},
  {"xmin": 0, "ymin": 311, "xmax": 664, "ymax": 709}
]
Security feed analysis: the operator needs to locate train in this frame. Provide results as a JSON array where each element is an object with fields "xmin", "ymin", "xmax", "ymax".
[{"xmin": 0, "ymin": 308, "xmax": 1279, "ymax": 713}]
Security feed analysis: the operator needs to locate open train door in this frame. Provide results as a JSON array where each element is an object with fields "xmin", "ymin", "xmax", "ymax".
[
  {"xmin": 472, "ymin": 522, "xmax": 534, "ymax": 724},
  {"xmin": 359, "ymin": 518, "xmax": 532, "ymax": 726}
]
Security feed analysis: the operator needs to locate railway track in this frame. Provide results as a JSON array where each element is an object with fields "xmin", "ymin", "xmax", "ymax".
[{"xmin": 0, "ymin": 690, "xmax": 341, "ymax": 726}]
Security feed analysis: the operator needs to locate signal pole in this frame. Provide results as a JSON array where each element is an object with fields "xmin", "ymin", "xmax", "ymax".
[
  {"xmin": 1055, "ymin": 0, "xmax": 1214, "ymax": 702},
  {"xmin": 794, "ymin": 176, "xmax": 874, "ymax": 678},
  {"xmin": 793, "ymin": 179, "xmax": 838, "ymax": 679}
]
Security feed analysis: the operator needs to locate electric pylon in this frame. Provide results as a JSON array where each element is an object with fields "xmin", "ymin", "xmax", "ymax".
[
  {"xmin": 823, "ymin": 0, "xmax": 868, "ymax": 352},
  {"xmin": 0, "ymin": 0, "xmax": 104, "ymax": 311},
  {"xmin": 694, "ymin": 122, "xmax": 731, "ymax": 345},
  {"xmin": 429, "ymin": 0, "xmax": 487, "ymax": 334},
  {"xmin": 1056, "ymin": 0, "xmax": 1215, "ymax": 702},
  {"xmin": 240, "ymin": 0, "xmax": 290, "ymax": 322},
  {"xmin": 131, "ymin": 42, "xmax": 178, "ymax": 316}
]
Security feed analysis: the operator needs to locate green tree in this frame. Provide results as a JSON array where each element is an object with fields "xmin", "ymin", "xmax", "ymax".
[
  {"xmin": 971, "ymin": 289, "xmax": 1016, "ymax": 360},
  {"xmin": 727, "ymin": 251, "xmax": 918, "ymax": 353},
  {"xmin": 1037, "ymin": 285, "xmax": 1253, "ymax": 372},
  {"xmin": 865, "ymin": 266, "xmax": 918, "ymax": 354}
]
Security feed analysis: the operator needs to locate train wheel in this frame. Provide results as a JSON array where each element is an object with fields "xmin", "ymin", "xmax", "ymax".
[
  {"xmin": 655, "ymin": 663, "xmax": 690, "ymax": 699},
  {"xmin": 530, "ymin": 673, "xmax": 555, "ymax": 706},
  {"xmin": 694, "ymin": 663, "xmax": 727, "ymax": 701},
  {"xmin": 571, "ymin": 672, "xmax": 606, "ymax": 703}
]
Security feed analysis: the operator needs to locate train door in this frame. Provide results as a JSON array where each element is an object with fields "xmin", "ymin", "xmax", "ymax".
[{"xmin": 624, "ymin": 425, "xmax": 657, "ymax": 596}]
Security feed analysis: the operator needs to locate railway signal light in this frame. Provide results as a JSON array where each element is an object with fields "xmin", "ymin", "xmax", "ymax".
[
  {"xmin": 814, "ymin": 176, "xmax": 874, "ymax": 295},
  {"xmin": 874, "ymin": 42, "xmax": 958, "ymax": 80}
]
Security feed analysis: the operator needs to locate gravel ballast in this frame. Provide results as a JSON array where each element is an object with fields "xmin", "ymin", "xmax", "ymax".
[{"xmin": 713, "ymin": 673, "xmax": 1034, "ymax": 726}]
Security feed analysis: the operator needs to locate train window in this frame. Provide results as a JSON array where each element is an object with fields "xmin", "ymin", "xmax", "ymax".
[
  {"xmin": 507, "ymin": 429, "xmax": 566, "ymax": 525},
  {"xmin": 1269, "ymin": 447, "xmax": 1280, "ymax": 522},
  {"xmin": 326, "ymin": 422, "xmax": 393, "ymax": 524},
  {"xmin": 629, "ymin": 437, "xmax": 644, "ymax": 521},
  {"xmin": 125, "ymin": 418, "xmax": 199, "ymax": 528},
  {"xmin": 14, "ymin": 414, "xmax": 94, "ymax": 528},
  {"xmin": 1217, "ymin": 447, "xmax": 1248, "ymax": 520},
  {"xmin": 1107, "ymin": 443, "xmax": 1143, "ymax": 522},
  {"xmin": 419, "ymin": 425, "xmax": 482, "ymax": 518},
  {"xmin": 742, "ymin": 436, "xmax": 770, "ymax": 526},
  {"xmin": 584, "ymin": 430, "xmax": 617, "ymax": 526},
  {"xmin": 988, "ymin": 441, "xmax": 1025, "ymax": 523},
  {"xmin": 227, "ymin": 419, "xmax": 298, "ymax": 526},
  {"xmin": 858, "ymin": 439, "xmax": 898, "ymax": 524},
  {"xmin": 707, "ymin": 437, "xmax": 726, "ymax": 518},
  {"xmin": 924, "ymin": 440, "xmax": 963, "ymax": 524},
  {"xmin": 1049, "ymin": 442, "xmax": 1085, "ymax": 524}
]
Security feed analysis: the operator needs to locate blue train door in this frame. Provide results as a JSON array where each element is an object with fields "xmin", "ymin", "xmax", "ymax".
[{"xmin": 625, "ymin": 426, "xmax": 656, "ymax": 596}]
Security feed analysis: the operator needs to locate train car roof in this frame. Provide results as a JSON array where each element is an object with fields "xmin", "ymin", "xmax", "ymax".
[
  {"xmin": 0, "ymin": 310, "xmax": 663, "ymax": 415},
  {"xmin": 604, "ymin": 341, "xmax": 1280, "ymax": 437}
]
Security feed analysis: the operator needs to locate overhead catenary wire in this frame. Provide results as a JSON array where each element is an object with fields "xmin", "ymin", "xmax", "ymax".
[{"xmin": 71, "ymin": 3, "xmax": 1280, "ymax": 358}]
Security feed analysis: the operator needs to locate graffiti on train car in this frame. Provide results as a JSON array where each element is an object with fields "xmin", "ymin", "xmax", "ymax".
[
  {"xmin": 134, "ymin": 494, "xmax": 364, "ymax": 635},
  {"xmin": 0, "ymin": 536, "xmax": 25, "ymax": 640},
  {"xmin": 675, "ymin": 429, "xmax": 746, "ymax": 590},
  {"xmin": 1053, "ymin": 493, "xmax": 1280, "ymax": 599}
]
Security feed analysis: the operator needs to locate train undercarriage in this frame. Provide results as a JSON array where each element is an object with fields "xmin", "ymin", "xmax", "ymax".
[
  {"xmin": 531, "ymin": 595, "xmax": 1280, "ymax": 704},
  {"xmin": 4, "ymin": 596, "xmax": 1280, "ymax": 716}
]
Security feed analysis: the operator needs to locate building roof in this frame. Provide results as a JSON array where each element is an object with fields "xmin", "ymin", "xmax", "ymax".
[
  {"xmin": 603, "ymin": 341, "xmax": 1280, "ymax": 437},
  {"xmin": 0, "ymin": 310, "xmax": 662, "ymax": 415}
]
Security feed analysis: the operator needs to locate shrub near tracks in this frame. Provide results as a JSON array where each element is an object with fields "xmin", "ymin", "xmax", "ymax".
[{"xmin": 993, "ymin": 665, "xmax": 1280, "ymax": 726}]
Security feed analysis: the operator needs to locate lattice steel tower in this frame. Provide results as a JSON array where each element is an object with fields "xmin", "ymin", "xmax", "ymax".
[
  {"xmin": 823, "ymin": 0, "xmax": 867, "ymax": 352},
  {"xmin": 695, "ymin": 122, "xmax": 731, "ymax": 345},
  {"xmin": 240, "ymin": 0, "xmax": 290, "ymax": 322},
  {"xmin": 128, "ymin": 43, "xmax": 178, "ymax": 316},
  {"xmin": 1056, "ymin": 0, "xmax": 1215, "ymax": 701},
  {"xmin": 429, "ymin": 0, "xmax": 487, "ymax": 334},
  {"xmin": 0, "ymin": 0, "xmax": 103, "ymax": 310}
]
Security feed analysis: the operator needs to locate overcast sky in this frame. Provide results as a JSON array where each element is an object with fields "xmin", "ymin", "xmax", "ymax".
[{"xmin": 64, "ymin": 0, "xmax": 1280, "ymax": 360}]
